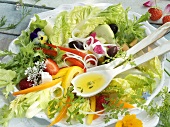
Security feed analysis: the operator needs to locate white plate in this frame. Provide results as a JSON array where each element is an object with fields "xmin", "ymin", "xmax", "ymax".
[{"xmin": 2, "ymin": 3, "xmax": 170, "ymax": 127}]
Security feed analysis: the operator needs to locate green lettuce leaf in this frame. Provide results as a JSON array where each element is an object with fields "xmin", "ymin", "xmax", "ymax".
[
  {"xmin": 0, "ymin": 89, "xmax": 51, "ymax": 127},
  {"xmin": 50, "ymin": 11, "xmax": 70, "ymax": 46},
  {"xmin": 138, "ymin": 56, "xmax": 163, "ymax": 79},
  {"xmin": 97, "ymin": 3, "xmax": 126, "ymax": 24},
  {"xmin": 69, "ymin": 6, "xmax": 101, "ymax": 30},
  {"xmin": 50, "ymin": 6, "xmax": 101, "ymax": 45},
  {"xmin": 15, "ymin": 15, "xmax": 47, "ymax": 47},
  {"xmin": 75, "ymin": 17, "xmax": 105, "ymax": 38},
  {"xmin": 125, "ymin": 74, "xmax": 156, "ymax": 93},
  {"xmin": 0, "ymin": 69, "xmax": 16, "ymax": 98},
  {"xmin": 29, "ymin": 14, "xmax": 47, "ymax": 32},
  {"xmin": 103, "ymin": 78, "xmax": 133, "ymax": 94}
]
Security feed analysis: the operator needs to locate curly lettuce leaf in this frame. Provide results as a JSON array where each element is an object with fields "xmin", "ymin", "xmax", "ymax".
[
  {"xmin": 29, "ymin": 14, "xmax": 47, "ymax": 32},
  {"xmin": 1, "ymin": 43, "xmax": 46, "ymax": 84},
  {"xmin": 98, "ymin": 4, "xmax": 150, "ymax": 45},
  {"xmin": 15, "ymin": 14, "xmax": 47, "ymax": 47},
  {"xmin": 115, "ymin": 11, "xmax": 150, "ymax": 45}
]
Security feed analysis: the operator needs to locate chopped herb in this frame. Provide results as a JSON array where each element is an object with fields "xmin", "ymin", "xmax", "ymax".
[
  {"xmin": 89, "ymin": 86, "xmax": 93, "ymax": 89},
  {"xmin": 87, "ymin": 81, "xmax": 95, "ymax": 86}
]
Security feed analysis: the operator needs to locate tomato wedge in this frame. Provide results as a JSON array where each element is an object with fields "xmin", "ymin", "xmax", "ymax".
[{"xmin": 45, "ymin": 58, "xmax": 60, "ymax": 75}]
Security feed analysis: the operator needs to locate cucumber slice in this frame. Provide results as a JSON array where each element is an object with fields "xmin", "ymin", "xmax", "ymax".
[{"xmin": 93, "ymin": 24, "xmax": 115, "ymax": 44}]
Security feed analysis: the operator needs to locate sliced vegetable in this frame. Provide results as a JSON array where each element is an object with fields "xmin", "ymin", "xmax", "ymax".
[
  {"xmin": 93, "ymin": 111, "xmax": 104, "ymax": 120},
  {"xmin": 52, "ymin": 67, "xmax": 70, "ymax": 79},
  {"xmin": 35, "ymin": 48, "xmax": 57, "ymax": 56},
  {"xmin": 111, "ymin": 100, "xmax": 135, "ymax": 109},
  {"xmin": 57, "ymin": 46, "xmax": 96, "ymax": 64},
  {"xmin": 87, "ymin": 96, "xmax": 96, "ymax": 125},
  {"xmin": 45, "ymin": 58, "xmax": 60, "ymax": 75},
  {"xmin": 48, "ymin": 97, "xmax": 71, "ymax": 127},
  {"xmin": 13, "ymin": 78, "xmax": 62, "ymax": 96},
  {"xmin": 61, "ymin": 66, "xmax": 84, "ymax": 95},
  {"xmin": 63, "ymin": 56, "xmax": 84, "ymax": 69},
  {"xmin": 57, "ymin": 46, "xmax": 88, "ymax": 59}
]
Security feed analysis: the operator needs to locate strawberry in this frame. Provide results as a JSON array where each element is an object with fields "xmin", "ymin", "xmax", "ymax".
[
  {"xmin": 162, "ymin": 15, "xmax": 170, "ymax": 24},
  {"xmin": 96, "ymin": 95, "xmax": 109, "ymax": 111},
  {"xmin": 148, "ymin": 7, "xmax": 163, "ymax": 21},
  {"xmin": 45, "ymin": 58, "xmax": 60, "ymax": 75},
  {"xmin": 19, "ymin": 78, "xmax": 33, "ymax": 90}
]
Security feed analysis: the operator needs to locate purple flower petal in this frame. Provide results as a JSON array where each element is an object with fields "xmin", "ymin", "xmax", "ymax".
[
  {"xmin": 164, "ymin": 4, "xmax": 170, "ymax": 14},
  {"xmin": 143, "ymin": 0, "xmax": 155, "ymax": 7},
  {"xmin": 33, "ymin": 28, "xmax": 41, "ymax": 33},
  {"xmin": 30, "ymin": 32, "xmax": 38, "ymax": 41},
  {"xmin": 93, "ymin": 45, "xmax": 104, "ymax": 54}
]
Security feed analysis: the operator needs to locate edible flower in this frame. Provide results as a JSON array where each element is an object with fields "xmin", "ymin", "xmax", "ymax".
[
  {"xmin": 115, "ymin": 114, "xmax": 143, "ymax": 127},
  {"xmin": 143, "ymin": 0, "xmax": 155, "ymax": 7},
  {"xmin": 164, "ymin": 4, "xmax": 170, "ymax": 14},
  {"xmin": 142, "ymin": 91, "xmax": 150, "ymax": 100},
  {"xmin": 30, "ymin": 28, "xmax": 48, "ymax": 44},
  {"xmin": 24, "ymin": 61, "xmax": 46, "ymax": 85}
]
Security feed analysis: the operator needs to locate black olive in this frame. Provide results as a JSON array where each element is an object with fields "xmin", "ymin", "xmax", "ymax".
[
  {"xmin": 109, "ymin": 24, "xmax": 118, "ymax": 34},
  {"xmin": 107, "ymin": 46, "xmax": 118, "ymax": 57},
  {"xmin": 69, "ymin": 40, "xmax": 84, "ymax": 50}
]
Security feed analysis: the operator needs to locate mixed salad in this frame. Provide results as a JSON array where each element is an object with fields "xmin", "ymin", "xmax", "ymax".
[{"xmin": 0, "ymin": 3, "xmax": 164, "ymax": 127}]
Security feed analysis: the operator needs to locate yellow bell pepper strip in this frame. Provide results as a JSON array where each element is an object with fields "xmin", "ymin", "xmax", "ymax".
[
  {"xmin": 13, "ymin": 78, "xmax": 62, "ymax": 96},
  {"xmin": 87, "ymin": 96, "xmax": 96, "ymax": 125},
  {"xmin": 48, "ymin": 97, "xmax": 71, "ymax": 127},
  {"xmin": 52, "ymin": 67, "xmax": 70, "ymax": 79},
  {"xmin": 61, "ymin": 66, "xmax": 84, "ymax": 95}
]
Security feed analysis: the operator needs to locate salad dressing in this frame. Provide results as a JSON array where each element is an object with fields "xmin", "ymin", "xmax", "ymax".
[{"xmin": 75, "ymin": 73, "xmax": 106, "ymax": 94}]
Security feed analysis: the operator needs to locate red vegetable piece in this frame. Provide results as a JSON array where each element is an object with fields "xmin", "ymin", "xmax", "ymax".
[
  {"xmin": 96, "ymin": 95, "xmax": 109, "ymax": 111},
  {"xmin": 19, "ymin": 78, "xmax": 33, "ymax": 90},
  {"xmin": 62, "ymin": 55, "xmax": 84, "ymax": 69},
  {"xmin": 35, "ymin": 48, "xmax": 57, "ymax": 56},
  {"xmin": 45, "ymin": 58, "xmax": 60, "ymax": 75}
]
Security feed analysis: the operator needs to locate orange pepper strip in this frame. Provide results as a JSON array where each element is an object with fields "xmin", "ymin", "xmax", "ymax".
[
  {"xmin": 116, "ymin": 100, "xmax": 135, "ymax": 109},
  {"xmin": 93, "ymin": 111, "xmax": 104, "ymax": 120},
  {"xmin": 87, "ymin": 96, "xmax": 96, "ymax": 125},
  {"xmin": 48, "ymin": 97, "xmax": 71, "ymax": 127},
  {"xmin": 13, "ymin": 78, "xmax": 62, "ymax": 96}
]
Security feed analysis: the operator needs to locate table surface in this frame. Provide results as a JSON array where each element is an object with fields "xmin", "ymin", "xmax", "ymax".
[{"xmin": 0, "ymin": 0, "xmax": 170, "ymax": 127}]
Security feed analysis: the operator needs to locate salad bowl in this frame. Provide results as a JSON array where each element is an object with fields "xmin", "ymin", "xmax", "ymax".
[{"xmin": 1, "ymin": 2, "xmax": 169, "ymax": 127}]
